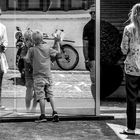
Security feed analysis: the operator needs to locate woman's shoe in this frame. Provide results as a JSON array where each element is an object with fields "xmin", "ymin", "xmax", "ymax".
[{"xmin": 121, "ymin": 129, "xmax": 135, "ymax": 135}]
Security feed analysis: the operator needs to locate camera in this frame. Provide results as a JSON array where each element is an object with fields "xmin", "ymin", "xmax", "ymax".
[{"xmin": 52, "ymin": 29, "xmax": 65, "ymax": 41}]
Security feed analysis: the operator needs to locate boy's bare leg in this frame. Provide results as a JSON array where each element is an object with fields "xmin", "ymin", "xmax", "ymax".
[
  {"xmin": 49, "ymin": 97, "xmax": 59, "ymax": 122},
  {"xmin": 49, "ymin": 97, "xmax": 56, "ymax": 111},
  {"xmin": 39, "ymin": 98, "xmax": 45, "ymax": 115}
]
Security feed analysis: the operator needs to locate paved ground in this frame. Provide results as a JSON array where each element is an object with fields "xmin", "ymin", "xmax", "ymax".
[
  {"xmin": 0, "ymin": 120, "xmax": 121, "ymax": 140},
  {"xmin": 1, "ymin": 70, "xmax": 94, "ymax": 116},
  {"xmin": 2, "ymin": 70, "xmax": 92, "ymax": 98},
  {"xmin": 0, "ymin": 70, "xmax": 140, "ymax": 140}
]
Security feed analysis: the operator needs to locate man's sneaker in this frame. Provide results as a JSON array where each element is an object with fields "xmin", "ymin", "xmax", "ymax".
[
  {"xmin": 121, "ymin": 129, "xmax": 136, "ymax": 135},
  {"xmin": 52, "ymin": 111, "xmax": 59, "ymax": 122},
  {"xmin": 35, "ymin": 114, "xmax": 47, "ymax": 123}
]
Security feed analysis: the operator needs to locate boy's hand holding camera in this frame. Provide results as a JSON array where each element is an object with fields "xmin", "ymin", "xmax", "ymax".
[{"xmin": 54, "ymin": 35, "xmax": 61, "ymax": 43}]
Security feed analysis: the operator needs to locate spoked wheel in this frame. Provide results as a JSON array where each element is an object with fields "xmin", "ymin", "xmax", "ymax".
[{"xmin": 56, "ymin": 44, "xmax": 79, "ymax": 70}]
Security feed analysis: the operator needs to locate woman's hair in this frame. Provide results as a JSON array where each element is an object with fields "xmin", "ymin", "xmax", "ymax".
[
  {"xmin": 128, "ymin": 3, "xmax": 140, "ymax": 38},
  {"xmin": 24, "ymin": 29, "xmax": 32, "ymax": 41},
  {"xmin": 32, "ymin": 30, "xmax": 43, "ymax": 45}
]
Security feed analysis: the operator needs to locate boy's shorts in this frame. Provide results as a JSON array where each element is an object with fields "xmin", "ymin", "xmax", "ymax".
[{"xmin": 33, "ymin": 77, "xmax": 53, "ymax": 102}]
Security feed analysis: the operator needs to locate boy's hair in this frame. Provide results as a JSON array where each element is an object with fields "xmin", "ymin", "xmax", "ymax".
[
  {"xmin": 24, "ymin": 29, "xmax": 32, "ymax": 42},
  {"xmin": 32, "ymin": 30, "xmax": 43, "ymax": 45}
]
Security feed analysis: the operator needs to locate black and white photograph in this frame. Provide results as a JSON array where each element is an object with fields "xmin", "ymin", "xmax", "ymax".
[{"xmin": 0, "ymin": 0, "xmax": 140, "ymax": 139}]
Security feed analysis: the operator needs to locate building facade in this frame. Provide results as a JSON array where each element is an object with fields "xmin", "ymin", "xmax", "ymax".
[
  {"xmin": 0, "ymin": 0, "xmax": 94, "ymax": 70},
  {"xmin": 0, "ymin": 0, "xmax": 137, "ymax": 70},
  {"xmin": 0, "ymin": 0, "xmax": 93, "ymax": 11}
]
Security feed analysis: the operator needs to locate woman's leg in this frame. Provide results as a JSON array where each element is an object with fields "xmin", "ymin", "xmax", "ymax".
[{"xmin": 125, "ymin": 74, "xmax": 139, "ymax": 130}]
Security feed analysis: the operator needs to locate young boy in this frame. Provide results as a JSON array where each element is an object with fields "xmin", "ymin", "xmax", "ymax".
[
  {"xmin": 25, "ymin": 30, "xmax": 60, "ymax": 122},
  {"xmin": 21, "ymin": 29, "xmax": 37, "ymax": 112}
]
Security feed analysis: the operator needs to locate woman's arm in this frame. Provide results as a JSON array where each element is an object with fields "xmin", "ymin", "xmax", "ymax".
[{"xmin": 120, "ymin": 26, "xmax": 130, "ymax": 55}]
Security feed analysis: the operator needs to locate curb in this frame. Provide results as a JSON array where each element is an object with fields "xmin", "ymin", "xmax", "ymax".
[
  {"xmin": 0, "ymin": 115, "xmax": 114, "ymax": 123},
  {"xmin": 7, "ymin": 69, "xmax": 89, "ymax": 74},
  {"xmin": 52, "ymin": 70, "xmax": 89, "ymax": 74}
]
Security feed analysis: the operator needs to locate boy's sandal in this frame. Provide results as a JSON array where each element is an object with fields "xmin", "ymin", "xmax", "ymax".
[{"xmin": 120, "ymin": 130, "xmax": 136, "ymax": 135}]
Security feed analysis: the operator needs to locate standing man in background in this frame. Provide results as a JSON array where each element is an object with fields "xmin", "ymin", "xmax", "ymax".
[
  {"xmin": 0, "ymin": 8, "xmax": 8, "ymax": 110},
  {"xmin": 83, "ymin": 4, "xmax": 95, "ymax": 99}
]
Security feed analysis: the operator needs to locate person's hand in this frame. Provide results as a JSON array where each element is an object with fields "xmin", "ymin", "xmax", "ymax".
[
  {"xmin": 85, "ymin": 61, "xmax": 91, "ymax": 71},
  {"xmin": 0, "ymin": 44, "xmax": 5, "ymax": 52},
  {"xmin": 54, "ymin": 35, "xmax": 61, "ymax": 43}
]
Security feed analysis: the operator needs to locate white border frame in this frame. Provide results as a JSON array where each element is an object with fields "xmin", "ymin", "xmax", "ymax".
[{"xmin": 95, "ymin": 0, "xmax": 100, "ymax": 115}]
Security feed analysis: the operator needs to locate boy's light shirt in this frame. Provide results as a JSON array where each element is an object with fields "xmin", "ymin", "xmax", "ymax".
[{"xmin": 26, "ymin": 43, "xmax": 59, "ymax": 78}]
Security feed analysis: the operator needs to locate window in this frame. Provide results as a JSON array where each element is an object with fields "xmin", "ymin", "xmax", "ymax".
[
  {"xmin": 7, "ymin": 0, "xmax": 21, "ymax": 10},
  {"xmin": 28, "ymin": 0, "xmax": 40, "ymax": 9},
  {"xmin": 51, "ymin": 0, "xmax": 61, "ymax": 9},
  {"xmin": 6, "ymin": 0, "xmax": 93, "ymax": 11},
  {"xmin": 71, "ymin": 0, "xmax": 83, "ymax": 9},
  {"xmin": 8, "ymin": 0, "xmax": 18, "ymax": 9},
  {"xmin": 7, "ymin": 0, "xmax": 42, "ymax": 10}
]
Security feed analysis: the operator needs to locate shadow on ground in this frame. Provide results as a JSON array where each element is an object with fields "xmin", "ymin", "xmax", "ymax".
[{"xmin": 8, "ymin": 77, "xmax": 25, "ymax": 86}]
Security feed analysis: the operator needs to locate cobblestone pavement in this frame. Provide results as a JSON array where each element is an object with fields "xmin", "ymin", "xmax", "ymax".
[
  {"xmin": 0, "ymin": 120, "xmax": 121, "ymax": 140},
  {"xmin": 2, "ymin": 70, "xmax": 92, "ymax": 98},
  {"xmin": 1, "ymin": 70, "xmax": 94, "ymax": 115},
  {"xmin": 0, "ymin": 119, "xmax": 140, "ymax": 140}
]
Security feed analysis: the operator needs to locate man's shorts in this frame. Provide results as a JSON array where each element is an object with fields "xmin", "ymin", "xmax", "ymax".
[{"xmin": 33, "ymin": 77, "xmax": 53, "ymax": 102}]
